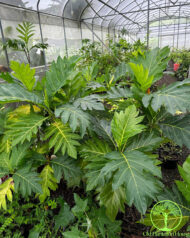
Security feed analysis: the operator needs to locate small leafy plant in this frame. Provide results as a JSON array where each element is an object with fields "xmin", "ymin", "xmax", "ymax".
[{"xmin": 3, "ymin": 22, "xmax": 48, "ymax": 65}]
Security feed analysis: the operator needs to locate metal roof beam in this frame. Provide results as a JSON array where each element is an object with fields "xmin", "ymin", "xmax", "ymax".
[{"xmin": 81, "ymin": 2, "xmax": 190, "ymax": 20}]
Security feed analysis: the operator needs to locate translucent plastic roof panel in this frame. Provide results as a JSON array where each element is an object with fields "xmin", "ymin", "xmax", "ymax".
[
  {"xmin": 64, "ymin": 0, "xmax": 87, "ymax": 20},
  {"xmin": 0, "ymin": 0, "xmax": 38, "ymax": 10},
  {"xmin": 81, "ymin": 0, "xmax": 190, "ymax": 33},
  {"xmin": 38, "ymin": 0, "xmax": 67, "ymax": 16},
  {"xmin": 0, "ymin": 0, "xmax": 190, "ymax": 35}
]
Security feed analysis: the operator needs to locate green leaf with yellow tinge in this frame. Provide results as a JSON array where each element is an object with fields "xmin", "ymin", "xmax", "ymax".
[
  {"xmin": 111, "ymin": 105, "xmax": 145, "ymax": 150},
  {"xmin": 10, "ymin": 61, "xmax": 35, "ymax": 91},
  {"xmin": 6, "ymin": 113, "xmax": 47, "ymax": 146},
  {"xmin": 39, "ymin": 164, "xmax": 58, "ymax": 203},
  {"xmin": 99, "ymin": 183, "xmax": 126, "ymax": 221},
  {"xmin": 0, "ymin": 178, "xmax": 14, "ymax": 210},
  {"xmin": 129, "ymin": 63, "xmax": 154, "ymax": 92}
]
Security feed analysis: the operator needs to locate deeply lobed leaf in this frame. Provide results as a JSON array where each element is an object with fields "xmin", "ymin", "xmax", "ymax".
[
  {"xmin": 111, "ymin": 105, "xmax": 145, "ymax": 150},
  {"xmin": 44, "ymin": 120, "xmax": 80, "ymax": 159}
]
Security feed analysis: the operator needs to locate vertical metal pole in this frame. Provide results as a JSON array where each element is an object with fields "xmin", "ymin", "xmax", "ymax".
[
  {"xmin": 147, "ymin": 0, "xmax": 150, "ymax": 48},
  {"xmin": 184, "ymin": 18, "xmax": 187, "ymax": 48},
  {"xmin": 0, "ymin": 19, "xmax": 9, "ymax": 66},
  {"xmin": 80, "ymin": 22, "xmax": 83, "ymax": 46},
  {"xmin": 173, "ymin": 19, "xmax": 175, "ymax": 48},
  {"xmin": 62, "ymin": 18, "xmax": 68, "ymax": 57},
  {"xmin": 177, "ymin": 5, "xmax": 181, "ymax": 48},
  {"xmin": 158, "ymin": 9, "xmax": 160, "ymax": 47},
  {"xmin": 37, "ymin": 0, "xmax": 47, "ymax": 67},
  {"xmin": 113, "ymin": 27, "xmax": 115, "ymax": 43},
  {"xmin": 101, "ymin": 25, "xmax": 103, "ymax": 52},
  {"xmin": 160, "ymin": 19, "xmax": 162, "ymax": 48},
  {"xmin": 108, "ymin": 27, "xmax": 110, "ymax": 48},
  {"xmin": 92, "ymin": 23, "xmax": 94, "ymax": 42}
]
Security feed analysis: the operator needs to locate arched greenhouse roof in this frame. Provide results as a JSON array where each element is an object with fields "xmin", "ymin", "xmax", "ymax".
[
  {"xmin": 0, "ymin": 0, "xmax": 190, "ymax": 67},
  {"xmin": 0, "ymin": 0, "xmax": 189, "ymax": 32}
]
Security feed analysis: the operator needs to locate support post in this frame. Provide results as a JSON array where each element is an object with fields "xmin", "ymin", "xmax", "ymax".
[
  {"xmin": 0, "ymin": 19, "xmax": 9, "ymax": 66},
  {"xmin": 62, "ymin": 18, "xmax": 68, "ymax": 57},
  {"xmin": 147, "ymin": 0, "xmax": 150, "ymax": 48},
  {"xmin": 184, "ymin": 18, "xmax": 187, "ymax": 48},
  {"xmin": 80, "ymin": 22, "xmax": 83, "ymax": 46},
  {"xmin": 37, "ymin": 0, "xmax": 47, "ymax": 68},
  {"xmin": 177, "ymin": 4, "xmax": 181, "ymax": 49},
  {"xmin": 101, "ymin": 25, "xmax": 103, "ymax": 52},
  {"xmin": 158, "ymin": 9, "xmax": 160, "ymax": 47},
  {"xmin": 92, "ymin": 23, "xmax": 94, "ymax": 42}
]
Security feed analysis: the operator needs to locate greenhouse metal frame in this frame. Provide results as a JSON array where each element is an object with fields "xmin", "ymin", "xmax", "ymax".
[{"xmin": 0, "ymin": 0, "xmax": 190, "ymax": 68}]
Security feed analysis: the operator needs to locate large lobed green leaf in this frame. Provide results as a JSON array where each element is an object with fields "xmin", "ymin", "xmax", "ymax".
[
  {"xmin": 55, "ymin": 104, "xmax": 91, "ymax": 137},
  {"xmin": 159, "ymin": 114, "xmax": 190, "ymax": 149},
  {"xmin": 80, "ymin": 138, "xmax": 112, "ymax": 191},
  {"xmin": 126, "ymin": 132, "xmax": 163, "ymax": 152},
  {"xmin": 111, "ymin": 105, "xmax": 145, "ymax": 150},
  {"xmin": 6, "ymin": 113, "xmax": 47, "ymax": 146},
  {"xmin": 13, "ymin": 167, "xmax": 42, "ymax": 197},
  {"xmin": 131, "ymin": 46, "xmax": 170, "ymax": 83},
  {"xmin": 39, "ymin": 164, "xmax": 58, "ymax": 202},
  {"xmin": 45, "ymin": 56, "xmax": 80, "ymax": 98},
  {"xmin": 101, "ymin": 150, "xmax": 162, "ymax": 214},
  {"xmin": 44, "ymin": 120, "xmax": 80, "ymax": 159},
  {"xmin": 73, "ymin": 95, "xmax": 104, "ymax": 111},
  {"xmin": 51, "ymin": 155, "xmax": 82, "ymax": 186},
  {"xmin": 105, "ymin": 86, "xmax": 132, "ymax": 99},
  {"xmin": 0, "ymin": 83, "xmax": 43, "ymax": 104},
  {"xmin": 143, "ymin": 79, "xmax": 190, "ymax": 115},
  {"xmin": 99, "ymin": 183, "xmax": 126, "ymax": 221},
  {"xmin": 10, "ymin": 61, "xmax": 35, "ymax": 91}
]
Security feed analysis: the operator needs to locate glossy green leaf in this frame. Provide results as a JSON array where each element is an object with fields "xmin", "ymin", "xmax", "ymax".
[
  {"xmin": 99, "ymin": 183, "xmax": 126, "ymax": 221},
  {"xmin": 13, "ymin": 167, "xmax": 42, "ymax": 196},
  {"xmin": 126, "ymin": 132, "xmax": 163, "ymax": 152},
  {"xmin": 143, "ymin": 79, "xmax": 190, "ymax": 115},
  {"xmin": 0, "ymin": 83, "xmax": 43, "ymax": 104},
  {"xmin": 6, "ymin": 113, "xmax": 47, "ymax": 146},
  {"xmin": 10, "ymin": 61, "xmax": 35, "ymax": 91},
  {"xmin": 159, "ymin": 114, "xmax": 190, "ymax": 148},
  {"xmin": 44, "ymin": 120, "xmax": 80, "ymax": 159},
  {"xmin": 102, "ymin": 151, "xmax": 162, "ymax": 214},
  {"xmin": 55, "ymin": 104, "xmax": 91, "ymax": 137},
  {"xmin": 39, "ymin": 164, "xmax": 58, "ymax": 203},
  {"xmin": 80, "ymin": 138, "xmax": 112, "ymax": 191},
  {"xmin": 45, "ymin": 56, "xmax": 80, "ymax": 97},
  {"xmin": 51, "ymin": 155, "xmax": 81, "ymax": 186},
  {"xmin": 111, "ymin": 105, "xmax": 145, "ymax": 150},
  {"xmin": 74, "ymin": 95, "xmax": 104, "ymax": 111}
]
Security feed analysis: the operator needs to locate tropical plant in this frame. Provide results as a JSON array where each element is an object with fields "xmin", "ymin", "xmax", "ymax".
[
  {"xmin": 171, "ymin": 48, "xmax": 190, "ymax": 80},
  {"xmin": 3, "ymin": 22, "xmax": 48, "ymax": 65},
  {"xmin": 0, "ymin": 45, "xmax": 190, "ymax": 235},
  {"xmin": 0, "ymin": 56, "xmax": 96, "ymax": 207}
]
